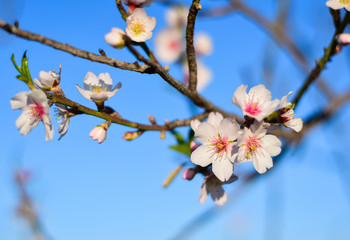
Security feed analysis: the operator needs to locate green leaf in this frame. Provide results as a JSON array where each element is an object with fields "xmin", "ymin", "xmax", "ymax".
[
  {"xmin": 169, "ymin": 143, "xmax": 191, "ymax": 156},
  {"xmin": 11, "ymin": 51, "xmax": 34, "ymax": 89},
  {"xmin": 11, "ymin": 54, "xmax": 22, "ymax": 73},
  {"xmin": 170, "ymin": 130, "xmax": 185, "ymax": 144}
]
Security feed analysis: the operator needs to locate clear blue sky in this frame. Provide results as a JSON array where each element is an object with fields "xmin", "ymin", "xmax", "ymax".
[{"xmin": 1, "ymin": 0, "xmax": 350, "ymax": 239}]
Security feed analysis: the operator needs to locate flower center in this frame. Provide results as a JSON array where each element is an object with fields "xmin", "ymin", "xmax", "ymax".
[
  {"xmin": 244, "ymin": 136, "xmax": 261, "ymax": 157},
  {"xmin": 89, "ymin": 83, "xmax": 107, "ymax": 95},
  {"xmin": 26, "ymin": 103, "xmax": 45, "ymax": 125},
  {"xmin": 211, "ymin": 134, "xmax": 230, "ymax": 157},
  {"xmin": 244, "ymin": 94, "xmax": 263, "ymax": 116},
  {"xmin": 280, "ymin": 109, "xmax": 294, "ymax": 123},
  {"xmin": 339, "ymin": 0, "xmax": 350, "ymax": 5},
  {"xmin": 131, "ymin": 19, "xmax": 146, "ymax": 36},
  {"xmin": 169, "ymin": 40, "xmax": 181, "ymax": 51}
]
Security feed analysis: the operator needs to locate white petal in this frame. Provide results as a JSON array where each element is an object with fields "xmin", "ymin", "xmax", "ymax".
[
  {"xmin": 285, "ymin": 118, "xmax": 303, "ymax": 132},
  {"xmin": 43, "ymin": 115, "xmax": 54, "ymax": 141},
  {"xmin": 191, "ymin": 144, "xmax": 213, "ymax": 167},
  {"xmin": 107, "ymin": 82, "xmax": 122, "ymax": 98},
  {"xmin": 11, "ymin": 92, "xmax": 29, "ymax": 110},
  {"xmin": 210, "ymin": 185, "xmax": 227, "ymax": 206},
  {"xmin": 194, "ymin": 122, "xmax": 217, "ymax": 144},
  {"xmin": 90, "ymin": 93, "xmax": 108, "ymax": 102},
  {"xmin": 252, "ymin": 150, "xmax": 273, "ymax": 174},
  {"xmin": 207, "ymin": 112, "xmax": 223, "ymax": 128},
  {"xmin": 261, "ymin": 135, "xmax": 282, "ymax": 157},
  {"xmin": 98, "ymin": 73, "xmax": 113, "ymax": 86},
  {"xmin": 29, "ymin": 89, "xmax": 48, "ymax": 105},
  {"xmin": 218, "ymin": 118, "xmax": 240, "ymax": 141},
  {"xmin": 212, "ymin": 158, "xmax": 234, "ymax": 182},
  {"xmin": 199, "ymin": 181, "xmax": 209, "ymax": 204},
  {"xmin": 232, "ymin": 85, "xmax": 247, "ymax": 110},
  {"xmin": 279, "ymin": 91, "xmax": 293, "ymax": 108},
  {"xmin": 33, "ymin": 78, "xmax": 44, "ymax": 89},
  {"xmin": 83, "ymin": 72, "xmax": 99, "ymax": 87},
  {"xmin": 326, "ymin": 1, "xmax": 345, "ymax": 9},
  {"xmin": 145, "ymin": 16, "xmax": 156, "ymax": 31},
  {"xmin": 190, "ymin": 119, "xmax": 201, "ymax": 131},
  {"xmin": 76, "ymin": 85, "xmax": 91, "ymax": 100}
]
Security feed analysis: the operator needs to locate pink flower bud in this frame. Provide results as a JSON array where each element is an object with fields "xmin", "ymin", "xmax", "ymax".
[
  {"xmin": 182, "ymin": 168, "xmax": 197, "ymax": 180},
  {"xmin": 336, "ymin": 33, "xmax": 350, "ymax": 46},
  {"xmin": 122, "ymin": 130, "xmax": 144, "ymax": 140},
  {"xmin": 190, "ymin": 141, "xmax": 200, "ymax": 152},
  {"xmin": 89, "ymin": 125, "xmax": 107, "ymax": 144}
]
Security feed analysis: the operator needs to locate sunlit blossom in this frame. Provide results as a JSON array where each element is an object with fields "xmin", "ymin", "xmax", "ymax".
[
  {"xmin": 89, "ymin": 124, "xmax": 108, "ymax": 144},
  {"xmin": 34, "ymin": 65, "xmax": 61, "ymax": 91},
  {"xmin": 155, "ymin": 28, "xmax": 183, "ymax": 63},
  {"xmin": 199, "ymin": 174, "xmax": 238, "ymax": 206},
  {"xmin": 166, "ymin": 5, "xmax": 188, "ymax": 27},
  {"xmin": 279, "ymin": 92, "xmax": 303, "ymax": 132},
  {"xmin": 105, "ymin": 28, "xmax": 126, "ymax": 49},
  {"xmin": 235, "ymin": 122, "xmax": 281, "ymax": 174},
  {"xmin": 191, "ymin": 112, "xmax": 240, "ymax": 182},
  {"xmin": 10, "ymin": 89, "xmax": 53, "ymax": 141},
  {"xmin": 195, "ymin": 33, "xmax": 213, "ymax": 56},
  {"xmin": 126, "ymin": 8, "xmax": 156, "ymax": 42},
  {"xmin": 76, "ymin": 72, "xmax": 122, "ymax": 102},
  {"xmin": 326, "ymin": 0, "xmax": 350, "ymax": 11},
  {"xmin": 232, "ymin": 84, "xmax": 280, "ymax": 122}
]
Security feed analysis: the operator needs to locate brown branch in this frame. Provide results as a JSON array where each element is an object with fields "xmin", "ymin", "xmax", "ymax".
[
  {"xmin": 186, "ymin": 0, "xmax": 201, "ymax": 92},
  {"xmin": 125, "ymin": 40, "xmax": 243, "ymax": 121},
  {"xmin": 0, "ymin": 19, "xmax": 153, "ymax": 74}
]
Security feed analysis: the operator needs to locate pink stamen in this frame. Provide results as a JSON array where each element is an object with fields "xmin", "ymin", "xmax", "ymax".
[
  {"xmin": 245, "ymin": 136, "xmax": 261, "ymax": 153},
  {"xmin": 244, "ymin": 94, "xmax": 263, "ymax": 116},
  {"xmin": 34, "ymin": 104, "xmax": 45, "ymax": 118},
  {"xmin": 168, "ymin": 40, "xmax": 181, "ymax": 51},
  {"xmin": 211, "ymin": 134, "xmax": 230, "ymax": 157}
]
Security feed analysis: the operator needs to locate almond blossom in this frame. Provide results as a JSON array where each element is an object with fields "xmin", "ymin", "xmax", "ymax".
[
  {"xmin": 279, "ymin": 92, "xmax": 303, "ymax": 132},
  {"xmin": 105, "ymin": 28, "xmax": 126, "ymax": 49},
  {"xmin": 155, "ymin": 28, "xmax": 183, "ymax": 63},
  {"xmin": 76, "ymin": 72, "xmax": 122, "ymax": 103},
  {"xmin": 166, "ymin": 5, "xmax": 188, "ymax": 28},
  {"xmin": 191, "ymin": 112, "xmax": 240, "ymax": 182},
  {"xmin": 199, "ymin": 174, "xmax": 238, "ymax": 206},
  {"xmin": 125, "ymin": 8, "xmax": 156, "ymax": 42},
  {"xmin": 10, "ymin": 89, "xmax": 53, "ymax": 141},
  {"xmin": 235, "ymin": 122, "xmax": 281, "ymax": 174},
  {"xmin": 33, "ymin": 65, "xmax": 61, "ymax": 91},
  {"xmin": 195, "ymin": 33, "xmax": 213, "ymax": 56},
  {"xmin": 232, "ymin": 84, "xmax": 280, "ymax": 122},
  {"xmin": 326, "ymin": 0, "xmax": 350, "ymax": 11}
]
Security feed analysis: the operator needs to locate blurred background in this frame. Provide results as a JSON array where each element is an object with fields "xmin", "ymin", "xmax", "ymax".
[{"xmin": 1, "ymin": 0, "xmax": 350, "ymax": 239}]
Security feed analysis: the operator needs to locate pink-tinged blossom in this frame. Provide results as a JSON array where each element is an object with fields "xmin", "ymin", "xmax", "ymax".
[
  {"xmin": 336, "ymin": 33, "xmax": 350, "ymax": 46},
  {"xmin": 326, "ymin": 0, "xmax": 350, "ymax": 11},
  {"xmin": 235, "ymin": 122, "xmax": 281, "ymax": 174},
  {"xmin": 232, "ymin": 84, "xmax": 280, "ymax": 122},
  {"xmin": 155, "ymin": 28, "xmax": 183, "ymax": 63},
  {"xmin": 195, "ymin": 33, "xmax": 213, "ymax": 56},
  {"xmin": 89, "ymin": 125, "xmax": 108, "ymax": 144},
  {"xmin": 183, "ymin": 61, "xmax": 212, "ymax": 92},
  {"xmin": 279, "ymin": 92, "xmax": 303, "ymax": 132},
  {"xmin": 123, "ymin": 0, "xmax": 154, "ymax": 9},
  {"xmin": 34, "ymin": 65, "xmax": 61, "ymax": 90},
  {"xmin": 199, "ymin": 174, "xmax": 238, "ymax": 206},
  {"xmin": 76, "ymin": 72, "xmax": 122, "ymax": 102},
  {"xmin": 126, "ymin": 8, "xmax": 156, "ymax": 42},
  {"xmin": 105, "ymin": 28, "xmax": 126, "ymax": 49},
  {"xmin": 10, "ymin": 89, "xmax": 53, "ymax": 141},
  {"xmin": 191, "ymin": 112, "xmax": 240, "ymax": 182},
  {"xmin": 166, "ymin": 5, "xmax": 188, "ymax": 27}
]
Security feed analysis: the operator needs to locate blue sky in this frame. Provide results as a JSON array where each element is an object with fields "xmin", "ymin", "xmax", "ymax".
[{"xmin": 1, "ymin": 0, "xmax": 350, "ymax": 239}]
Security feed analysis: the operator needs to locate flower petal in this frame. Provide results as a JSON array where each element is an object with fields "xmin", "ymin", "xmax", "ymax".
[
  {"xmin": 252, "ymin": 150, "xmax": 273, "ymax": 174},
  {"xmin": 284, "ymin": 118, "xmax": 303, "ymax": 132},
  {"xmin": 10, "ymin": 92, "xmax": 29, "ymax": 110},
  {"xmin": 194, "ymin": 122, "xmax": 217, "ymax": 144},
  {"xmin": 212, "ymin": 158, "xmax": 234, "ymax": 182},
  {"xmin": 191, "ymin": 144, "xmax": 213, "ymax": 167},
  {"xmin": 261, "ymin": 135, "xmax": 281, "ymax": 157},
  {"xmin": 76, "ymin": 85, "xmax": 91, "ymax": 100},
  {"xmin": 207, "ymin": 112, "xmax": 223, "ymax": 128},
  {"xmin": 232, "ymin": 85, "xmax": 247, "ymax": 110}
]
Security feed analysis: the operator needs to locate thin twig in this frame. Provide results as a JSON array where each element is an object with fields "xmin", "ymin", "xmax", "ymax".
[
  {"xmin": 0, "ymin": 19, "xmax": 153, "ymax": 74},
  {"xmin": 293, "ymin": 12, "xmax": 350, "ymax": 107},
  {"xmin": 186, "ymin": 0, "xmax": 201, "ymax": 92}
]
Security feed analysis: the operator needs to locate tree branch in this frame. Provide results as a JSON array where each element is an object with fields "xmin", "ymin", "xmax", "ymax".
[{"xmin": 0, "ymin": 19, "xmax": 153, "ymax": 74}]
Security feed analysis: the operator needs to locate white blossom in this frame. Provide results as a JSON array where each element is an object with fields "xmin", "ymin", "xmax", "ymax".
[
  {"xmin": 191, "ymin": 112, "xmax": 240, "ymax": 182},
  {"xmin": 34, "ymin": 65, "xmax": 61, "ymax": 90},
  {"xmin": 279, "ymin": 92, "xmax": 303, "ymax": 132},
  {"xmin": 235, "ymin": 122, "xmax": 281, "ymax": 174},
  {"xmin": 125, "ymin": 8, "xmax": 156, "ymax": 42},
  {"xmin": 155, "ymin": 28, "xmax": 183, "ymax": 63},
  {"xmin": 76, "ymin": 72, "xmax": 122, "ymax": 102},
  {"xmin": 105, "ymin": 28, "xmax": 126, "ymax": 49},
  {"xmin": 10, "ymin": 89, "xmax": 53, "ymax": 141},
  {"xmin": 199, "ymin": 174, "xmax": 238, "ymax": 206},
  {"xmin": 326, "ymin": 0, "xmax": 350, "ymax": 11},
  {"xmin": 166, "ymin": 5, "xmax": 188, "ymax": 27},
  {"xmin": 232, "ymin": 84, "xmax": 280, "ymax": 122},
  {"xmin": 195, "ymin": 33, "xmax": 213, "ymax": 56}
]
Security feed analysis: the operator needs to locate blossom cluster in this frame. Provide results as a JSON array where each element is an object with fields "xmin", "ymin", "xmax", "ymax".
[{"xmin": 186, "ymin": 84, "xmax": 302, "ymax": 205}]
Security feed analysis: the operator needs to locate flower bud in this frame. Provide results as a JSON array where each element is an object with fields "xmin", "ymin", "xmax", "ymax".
[
  {"xmin": 182, "ymin": 168, "xmax": 198, "ymax": 180},
  {"xmin": 190, "ymin": 141, "xmax": 200, "ymax": 152},
  {"xmin": 105, "ymin": 28, "xmax": 126, "ymax": 49},
  {"xmin": 122, "ymin": 130, "xmax": 144, "ymax": 140}
]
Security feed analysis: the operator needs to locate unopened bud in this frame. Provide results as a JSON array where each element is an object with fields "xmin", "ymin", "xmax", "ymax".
[
  {"xmin": 122, "ymin": 130, "xmax": 144, "ymax": 140},
  {"xmin": 148, "ymin": 115, "xmax": 156, "ymax": 125},
  {"xmin": 105, "ymin": 28, "xmax": 126, "ymax": 49},
  {"xmin": 336, "ymin": 33, "xmax": 350, "ymax": 46},
  {"xmin": 182, "ymin": 168, "xmax": 197, "ymax": 181},
  {"xmin": 164, "ymin": 65, "xmax": 170, "ymax": 71},
  {"xmin": 160, "ymin": 130, "xmax": 166, "ymax": 139},
  {"xmin": 190, "ymin": 141, "xmax": 200, "ymax": 152},
  {"xmin": 196, "ymin": 3, "xmax": 202, "ymax": 10}
]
